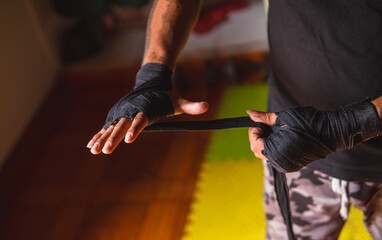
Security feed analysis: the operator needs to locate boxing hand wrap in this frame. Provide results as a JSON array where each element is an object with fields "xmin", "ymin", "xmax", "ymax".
[
  {"xmin": 263, "ymin": 99, "xmax": 381, "ymax": 173},
  {"xmin": 103, "ymin": 63, "xmax": 174, "ymax": 129}
]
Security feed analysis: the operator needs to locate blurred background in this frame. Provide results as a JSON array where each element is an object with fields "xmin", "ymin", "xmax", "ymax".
[
  {"xmin": 0, "ymin": 0, "xmax": 269, "ymax": 239},
  {"xmin": 0, "ymin": 0, "xmax": 268, "ymax": 170},
  {"xmin": 0, "ymin": 0, "xmax": 369, "ymax": 239}
]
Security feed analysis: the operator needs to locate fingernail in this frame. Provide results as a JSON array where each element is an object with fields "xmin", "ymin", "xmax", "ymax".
[
  {"xmin": 103, "ymin": 142, "xmax": 112, "ymax": 152},
  {"xmin": 87, "ymin": 140, "xmax": 92, "ymax": 148},
  {"xmin": 92, "ymin": 143, "xmax": 100, "ymax": 153},
  {"xmin": 125, "ymin": 132, "xmax": 133, "ymax": 142},
  {"xmin": 247, "ymin": 110, "xmax": 262, "ymax": 117}
]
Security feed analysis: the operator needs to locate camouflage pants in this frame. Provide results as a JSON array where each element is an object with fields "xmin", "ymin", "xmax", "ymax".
[{"xmin": 263, "ymin": 161, "xmax": 382, "ymax": 240}]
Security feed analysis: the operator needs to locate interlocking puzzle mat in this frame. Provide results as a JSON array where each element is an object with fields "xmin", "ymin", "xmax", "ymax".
[{"xmin": 183, "ymin": 83, "xmax": 372, "ymax": 240}]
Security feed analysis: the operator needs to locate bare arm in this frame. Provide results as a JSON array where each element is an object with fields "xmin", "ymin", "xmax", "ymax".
[
  {"xmin": 143, "ymin": 0, "xmax": 203, "ymax": 69},
  {"xmin": 88, "ymin": 0, "xmax": 207, "ymax": 155}
]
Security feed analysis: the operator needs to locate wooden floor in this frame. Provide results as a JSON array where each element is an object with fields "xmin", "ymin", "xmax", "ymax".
[{"xmin": 0, "ymin": 54, "xmax": 266, "ymax": 240}]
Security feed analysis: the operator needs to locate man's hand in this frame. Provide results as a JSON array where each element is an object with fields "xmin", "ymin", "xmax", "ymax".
[
  {"xmin": 247, "ymin": 98, "xmax": 381, "ymax": 172},
  {"xmin": 87, "ymin": 97, "xmax": 208, "ymax": 155},
  {"xmin": 87, "ymin": 0, "xmax": 206, "ymax": 155},
  {"xmin": 247, "ymin": 110, "xmax": 277, "ymax": 160}
]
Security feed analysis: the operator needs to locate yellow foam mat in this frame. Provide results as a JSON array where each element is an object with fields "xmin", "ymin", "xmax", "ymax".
[
  {"xmin": 183, "ymin": 158, "xmax": 372, "ymax": 240},
  {"xmin": 339, "ymin": 206, "xmax": 372, "ymax": 240},
  {"xmin": 183, "ymin": 159, "xmax": 266, "ymax": 240}
]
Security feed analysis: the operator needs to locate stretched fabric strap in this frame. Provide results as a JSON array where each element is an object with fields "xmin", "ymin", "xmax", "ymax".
[
  {"xmin": 144, "ymin": 116, "xmax": 271, "ymax": 134},
  {"xmin": 144, "ymin": 116, "xmax": 296, "ymax": 240}
]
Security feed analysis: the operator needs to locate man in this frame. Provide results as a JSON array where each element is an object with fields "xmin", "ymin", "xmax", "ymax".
[{"xmin": 87, "ymin": 0, "xmax": 382, "ymax": 239}]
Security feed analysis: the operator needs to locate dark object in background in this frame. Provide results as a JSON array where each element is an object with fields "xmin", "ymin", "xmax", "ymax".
[
  {"xmin": 223, "ymin": 57, "xmax": 262, "ymax": 84},
  {"xmin": 204, "ymin": 57, "xmax": 265, "ymax": 88},
  {"xmin": 52, "ymin": 0, "xmax": 150, "ymax": 64},
  {"xmin": 173, "ymin": 67, "xmax": 191, "ymax": 93},
  {"xmin": 61, "ymin": 18, "xmax": 106, "ymax": 64},
  {"xmin": 52, "ymin": 0, "xmax": 149, "ymax": 17},
  {"xmin": 113, "ymin": 0, "xmax": 150, "ymax": 9},
  {"xmin": 204, "ymin": 60, "xmax": 219, "ymax": 88},
  {"xmin": 193, "ymin": 0, "xmax": 250, "ymax": 34}
]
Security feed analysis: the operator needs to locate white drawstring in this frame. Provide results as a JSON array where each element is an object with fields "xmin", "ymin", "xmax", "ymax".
[{"xmin": 331, "ymin": 178, "xmax": 350, "ymax": 220}]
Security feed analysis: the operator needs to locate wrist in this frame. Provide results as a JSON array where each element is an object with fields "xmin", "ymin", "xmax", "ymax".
[
  {"xmin": 340, "ymin": 99, "xmax": 381, "ymax": 147},
  {"xmin": 135, "ymin": 62, "xmax": 173, "ymax": 90},
  {"xmin": 142, "ymin": 52, "xmax": 175, "ymax": 71}
]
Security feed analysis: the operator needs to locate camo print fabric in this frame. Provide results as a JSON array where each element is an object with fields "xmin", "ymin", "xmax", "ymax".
[{"xmin": 263, "ymin": 161, "xmax": 382, "ymax": 240}]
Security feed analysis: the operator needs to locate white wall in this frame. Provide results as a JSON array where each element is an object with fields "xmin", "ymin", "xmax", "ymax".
[
  {"xmin": 181, "ymin": 1, "xmax": 268, "ymax": 60},
  {"xmin": 0, "ymin": 0, "xmax": 60, "ymax": 167}
]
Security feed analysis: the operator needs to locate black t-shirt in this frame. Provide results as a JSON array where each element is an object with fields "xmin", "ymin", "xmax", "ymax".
[{"xmin": 267, "ymin": 0, "xmax": 382, "ymax": 182}]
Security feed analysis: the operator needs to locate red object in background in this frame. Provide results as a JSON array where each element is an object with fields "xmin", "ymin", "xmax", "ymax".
[{"xmin": 193, "ymin": 1, "xmax": 250, "ymax": 35}]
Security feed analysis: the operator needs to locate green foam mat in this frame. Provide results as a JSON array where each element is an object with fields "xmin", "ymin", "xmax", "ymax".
[{"xmin": 206, "ymin": 83, "xmax": 268, "ymax": 162}]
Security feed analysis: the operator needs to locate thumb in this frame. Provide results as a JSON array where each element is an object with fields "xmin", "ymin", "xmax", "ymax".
[
  {"xmin": 247, "ymin": 110, "xmax": 277, "ymax": 126},
  {"xmin": 174, "ymin": 98, "xmax": 209, "ymax": 115}
]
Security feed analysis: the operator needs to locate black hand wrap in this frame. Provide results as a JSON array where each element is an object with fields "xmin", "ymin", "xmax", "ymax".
[
  {"xmin": 263, "ymin": 99, "xmax": 381, "ymax": 173},
  {"xmin": 103, "ymin": 63, "xmax": 174, "ymax": 129}
]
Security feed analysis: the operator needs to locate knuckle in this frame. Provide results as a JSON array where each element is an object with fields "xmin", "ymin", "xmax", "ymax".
[
  {"xmin": 134, "ymin": 113, "xmax": 148, "ymax": 124},
  {"xmin": 248, "ymin": 130, "xmax": 257, "ymax": 140},
  {"xmin": 117, "ymin": 118, "xmax": 128, "ymax": 126},
  {"xmin": 250, "ymin": 142, "xmax": 257, "ymax": 153},
  {"xmin": 134, "ymin": 112, "xmax": 145, "ymax": 120},
  {"xmin": 93, "ymin": 132, "xmax": 103, "ymax": 139},
  {"xmin": 264, "ymin": 114, "xmax": 271, "ymax": 123},
  {"xmin": 119, "ymin": 117, "xmax": 128, "ymax": 123},
  {"xmin": 97, "ymin": 136, "xmax": 108, "ymax": 143},
  {"xmin": 128, "ymin": 125, "xmax": 137, "ymax": 134},
  {"xmin": 107, "ymin": 136, "xmax": 115, "ymax": 143}
]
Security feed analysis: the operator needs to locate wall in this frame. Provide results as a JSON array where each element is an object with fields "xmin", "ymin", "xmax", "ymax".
[
  {"xmin": 181, "ymin": 1, "xmax": 268, "ymax": 60},
  {"xmin": 67, "ymin": 0, "xmax": 268, "ymax": 71},
  {"xmin": 0, "ymin": 0, "xmax": 60, "ymax": 167}
]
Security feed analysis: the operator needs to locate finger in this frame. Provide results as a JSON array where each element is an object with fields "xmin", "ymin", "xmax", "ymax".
[
  {"xmin": 248, "ymin": 127, "xmax": 268, "ymax": 160},
  {"xmin": 247, "ymin": 110, "xmax": 277, "ymax": 126},
  {"xmin": 248, "ymin": 127, "xmax": 262, "ymax": 143},
  {"xmin": 91, "ymin": 125, "xmax": 115, "ymax": 155},
  {"xmin": 102, "ymin": 118, "xmax": 131, "ymax": 154},
  {"xmin": 87, "ymin": 128, "xmax": 106, "ymax": 149},
  {"xmin": 174, "ymin": 98, "xmax": 209, "ymax": 115},
  {"xmin": 125, "ymin": 112, "xmax": 148, "ymax": 143}
]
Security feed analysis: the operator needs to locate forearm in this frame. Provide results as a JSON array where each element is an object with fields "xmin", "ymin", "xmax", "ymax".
[{"xmin": 142, "ymin": 0, "xmax": 203, "ymax": 70}]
